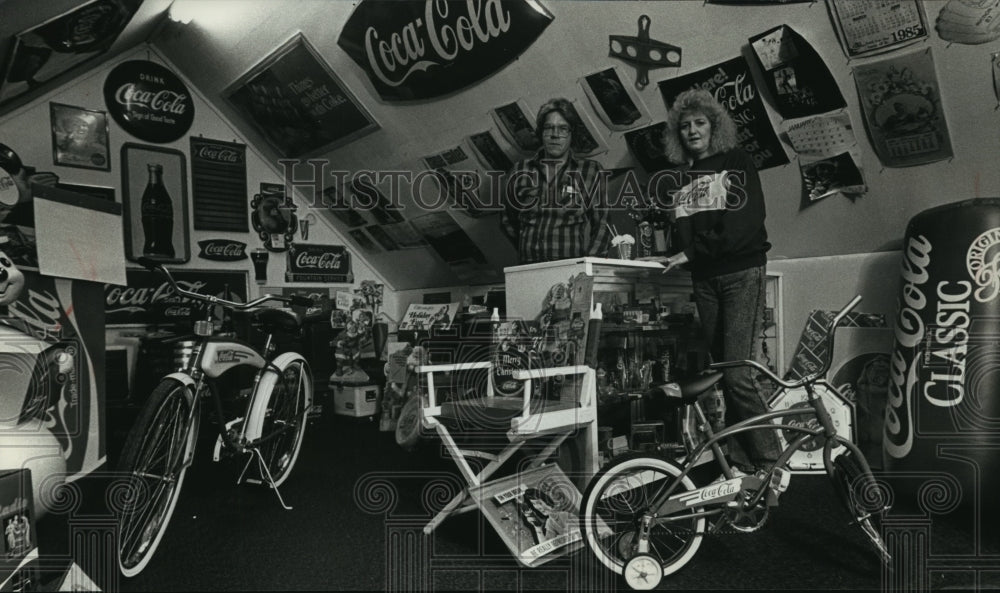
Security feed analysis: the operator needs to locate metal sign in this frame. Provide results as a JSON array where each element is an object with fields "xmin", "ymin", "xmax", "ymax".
[{"xmin": 103, "ymin": 60, "xmax": 195, "ymax": 143}]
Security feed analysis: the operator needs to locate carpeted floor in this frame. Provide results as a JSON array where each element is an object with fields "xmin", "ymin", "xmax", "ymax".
[{"xmin": 32, "ymin": 392, "xmax": 1000, "ymax": 592}]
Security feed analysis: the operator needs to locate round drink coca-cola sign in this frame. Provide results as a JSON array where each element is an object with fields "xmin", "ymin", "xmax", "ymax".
[{"xmin": 104, "ymin": 60, "xmax": 194, "ymax": 143}]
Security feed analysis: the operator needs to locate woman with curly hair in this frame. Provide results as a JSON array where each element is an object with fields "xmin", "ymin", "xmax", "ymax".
[{"xmin": 643, "ymin": 88, "xmax": 779, "ymax": 475}]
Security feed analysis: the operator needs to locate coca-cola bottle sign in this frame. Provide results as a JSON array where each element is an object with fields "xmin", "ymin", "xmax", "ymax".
[{"xmin": 103, "ymin": 60, "xmax": 195, "ymax": 143}]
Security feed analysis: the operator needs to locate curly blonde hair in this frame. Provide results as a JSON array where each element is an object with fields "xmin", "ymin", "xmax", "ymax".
[{"xmin": 662, "ymin": 89, "xmax": 739, "ymax": 165}]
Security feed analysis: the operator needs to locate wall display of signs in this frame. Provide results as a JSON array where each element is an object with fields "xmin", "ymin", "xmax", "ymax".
[
  {"xmin": 658, "ymin": 56, "xmax": 790, "ymax": 170},
  {"xmin": 322, "ymin": 185, "xmax": 367, "ymax": 228},
  {"xmin": 197, "ymin": 239, "xmax": 248, "ymax": 262},
  {"xmin": 285, "ymin": 243, "xmax": 352, "ymax": 283},
  {"xmin": 250, "ymin": 185, "xmax": 297, "ymax": 252},
  {"xmin": 491, "ymin": 100, "xmax": 542, "ymax": 154},
  {"xmin": 422, "ymin": 145, "xmax": 491, "ymax": 218},
  {"xmin": 827, "ymin": 0, "xmax": 929, "ymax": 59},
  {"xmin": 336, "ymin": 0, "xmax": 554, "ymax": 101},
  {"xmin": 190, "ymin": 137, "xmax": 249, "ymax": 233},
  {"xmin": 381, "ymin": 221, "xmax": 427, "ymax": 249},
  {"xmin": 410, "ymin": 211, "xmax": 487, "ymax": 265},
  {"xmin": 350, "ymin": 177, "xmax": 404, "ymax": 225},
  {"xmin": 103, "ymin": 60, "xmax": 195, "ymax": 143},
  {"xmin": 224, "ymin": 33, "xmax": 379, "ymax": 159},
  {"xmin": 365, "ymin": 224, "xmax": 399, "ymax": 251},
  {"xmin": 853, "ymin": 49, "xmax": 953, "ymax": 167},
  {"xmin": 0, "ymin": 0, "xmax": 142, "ymax": 111},
  {"xmin": 935, "ymin": 0, "xmax": 1000, "ymax": 44},
  {"xmin": 608, "ymin": 15, "xmax": 682, "ymax": 90},
  {"xmin": 467, "ymin": 130, "xmax": 514, "ymax": 173},
  {"xmin": 49, "ymin": 102, "xmax": 110, "ymax": 171},
  {"xmin": 782, "ymin": 112, "xmax": 857, "ymax": 157},
  {"xmin": 120, "ymin": 143, "xmax": 190, "ymax": 264},
  {"xmin": 398, "ymin": 302, "xmax": 461, "ymax": 331},
  {"xmin": 581, "ymin": 66, "xmax": 649, "ymax": 131},
  {"xmin": 348, "ymin": 228, "xmax": 380, "ymax": 253},
  {"xmin": 105, "ymin": 268, "xmax": 249, "ymax": 326},
  {"xmin": 748, "ymin": 25, "xmax": 846, "ymax": 119},
  {"xmin": 799, "ymin": 152, "xmax": 867, "ymax": 202}
]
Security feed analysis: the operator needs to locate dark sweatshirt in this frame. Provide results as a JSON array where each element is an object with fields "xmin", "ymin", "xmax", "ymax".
[{"xmin": 669, "ymin": 148, "xmax": 770, "ymax": 281}]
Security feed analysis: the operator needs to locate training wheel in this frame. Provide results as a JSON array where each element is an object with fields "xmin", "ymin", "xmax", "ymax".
[{"xmin": 624, "ymin": 553, "xmax": 662, "ymax": 590}]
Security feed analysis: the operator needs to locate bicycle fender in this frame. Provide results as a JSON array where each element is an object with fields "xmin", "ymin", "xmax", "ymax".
[
  {"xmin": 244, "ymin": 352, "xmax": 311, "ymax": 442},
  {"xmin": 163, "ymin": 372, "xmax": 197, "ymax": 397}
]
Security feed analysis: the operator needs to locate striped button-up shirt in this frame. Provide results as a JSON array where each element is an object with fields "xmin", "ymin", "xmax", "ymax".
[{"xmin": 501, "ymin": 151, "xmax": 611, "ymax": 264}]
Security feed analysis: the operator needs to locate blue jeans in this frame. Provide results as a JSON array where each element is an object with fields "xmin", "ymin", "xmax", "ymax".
[{"xmin": 693, "ymin": 265, "xmax": 781, "ymax": 469}]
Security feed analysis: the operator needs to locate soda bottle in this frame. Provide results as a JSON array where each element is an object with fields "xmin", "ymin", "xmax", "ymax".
[{"xmin": 141, "ymin": 163, "xmax": 174, "ymax": 258}]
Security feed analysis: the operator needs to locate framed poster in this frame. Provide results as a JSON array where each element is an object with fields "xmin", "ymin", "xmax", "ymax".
[
  {"xmin": 49, "ymin": 102, "xmax": 110, "ymax": 170},
  {"xmin": 120, "ymin": 143, "xmax": 191, "ymax": 264},
  {"xmin": 224, "ymin": 32, "xmax": 379, "ymax": 158}
]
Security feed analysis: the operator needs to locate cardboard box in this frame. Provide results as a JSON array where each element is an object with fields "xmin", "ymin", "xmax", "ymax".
[{"xmin": 331, "ymin": 384, "xmax": 381, "ymax": 417}]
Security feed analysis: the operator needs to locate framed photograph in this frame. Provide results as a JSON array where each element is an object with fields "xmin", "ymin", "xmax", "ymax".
[
  {"xmin": 581, "ymin": 66, "xmax": 648, "ymax": 131},
  {"xmin": 49, "ymin": 102, "xmax": 110, "ymax": 170},
  {"xmin": 120, "ymin": 143, "xmax": 190, "ymax": 264},
  {"xmin": 491, "ymin": 100, "xmax": 541, "ymax": 154},
  {"xmin": 224, "ymin": 32, "xmax": 380, "ymax": 158}
]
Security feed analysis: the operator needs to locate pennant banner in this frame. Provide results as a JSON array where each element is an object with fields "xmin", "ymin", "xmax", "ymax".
[
  {"xmin": 853, "ymin": 49, "xmax": 953, "ymax": 167},
  {"xmin": 658, "ymin": 56, "xmax": 789, "ymax": 170}
]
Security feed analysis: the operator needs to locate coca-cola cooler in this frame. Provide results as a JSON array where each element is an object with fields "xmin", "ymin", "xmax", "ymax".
[
  {"xmin": 884, "ymin": 198, "xmax": 1000, "ymax": 523},
  {"xmin": 0, "ymin": 183, "xmax": 126, "ymax": 480}
]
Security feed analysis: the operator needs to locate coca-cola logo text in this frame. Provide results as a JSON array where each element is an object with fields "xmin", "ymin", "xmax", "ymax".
[
  {"xmin": 198, "ymin": 240, "xmax": 247, "ymax": 261},
  {"xmin": 194, "ymin": 145, "xmax": 243, "ymax": 164},
  {"xmin": 364, "ymin": 0, "xmax": 511, "ymax": 88},
  {"xmin": 104, "ymin": 60, "xmax": 194, "ymax": 142},
  {"xmin": 295, "ymin": 252, "xmax": 343, "ymax": 270},
  {"xmin": 106, "ymin": 280, "xmax": 208, "ymax": 308}
]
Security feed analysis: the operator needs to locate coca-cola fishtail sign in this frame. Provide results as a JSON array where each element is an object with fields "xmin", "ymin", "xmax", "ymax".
[
  {"xmin": 285, "ymin": 244, "xmax": 352, "ymax": 283},
  {"xmin": 337, "ymin": 0, "xmax": 554, "ymax": 101},
  {"xmin": 105, "ymin": 269, "xmax": 250, "ymax": 326},
  {"xmin": 103, "ymin": 60, "xmax": 195, "ymax": 143},
  {"xmin": 197, "ymin": 239, "xmax": 248, "ymax": 262}
]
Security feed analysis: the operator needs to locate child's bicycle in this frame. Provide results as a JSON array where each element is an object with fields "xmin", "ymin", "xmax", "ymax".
[
  {"xmin": 116, "ymin": 258, "xmax": 315, "ymax": 577},
  {"xmin": 579, "ymin": 296, "xmax": 891, "ymax": 590}
]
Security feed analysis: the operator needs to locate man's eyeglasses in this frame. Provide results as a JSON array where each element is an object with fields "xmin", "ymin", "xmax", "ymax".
[{"xmin": 542, "ymin": 124, "xmax": 571, "ymax": 136}]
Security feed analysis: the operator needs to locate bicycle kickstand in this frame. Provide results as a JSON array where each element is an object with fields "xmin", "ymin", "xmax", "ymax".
[{"xmin": 252, "ymin": 448, "xmax": 293, "ymax": 511}]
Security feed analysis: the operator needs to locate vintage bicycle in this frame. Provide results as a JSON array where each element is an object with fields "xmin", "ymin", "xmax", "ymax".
[
  {"xmin": 579, "ymin": 296, "xmax": 891, "ymax": 590},
  {"xmin": 116, "ymin": 258, "xmax": 315, "ymax": 577}
]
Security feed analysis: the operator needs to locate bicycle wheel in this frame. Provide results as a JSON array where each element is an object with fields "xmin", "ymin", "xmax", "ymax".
[
  {"xmin": 829, "ymin": 449, "xmax": 891, "ymax": 566},
  {"xmin": 580, "ymin": 453, "xmax": 705, "ymax": 581},
  {"xmin": 246, "ymin": 356, "xmax": 312, "ymax": 487},
  {"xmin": 117, "ymin": 378, "xmax": 198, "ymax": 577}
]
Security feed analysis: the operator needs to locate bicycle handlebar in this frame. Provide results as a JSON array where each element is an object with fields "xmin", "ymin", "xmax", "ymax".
[
  {"xmin": 709, "ymin": 295, "xmax": 863, "ymax": 390},
  {"xmin": 135, "ymin": 257, "xmax": 313, "ymax": 311}
]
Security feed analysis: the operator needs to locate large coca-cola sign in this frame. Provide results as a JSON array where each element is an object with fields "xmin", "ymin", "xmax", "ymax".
[
  {"xmin": 104, "ymin": 269, "xmax": 249, "ymax": 325},
  {"xmin": 285, "ymin": 243, "xmax": 352, "ymax": 283},
  {"xmin": 197, "ymin": 239, "xmax": 248, "ymax": 262},
  {"xmin": 103, "ymin": 60, "xmax": 195, "ymax": 143},
  {"xmin": 337, "ymin": 0, "xmax": 554, "ymax": 101}
]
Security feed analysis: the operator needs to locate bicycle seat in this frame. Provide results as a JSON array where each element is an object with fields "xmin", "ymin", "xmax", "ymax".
[
  {"xmin": 676, "ymin": 371, "xmax": 723, "ymax": 399},
  {"xmin": 250, "ymin": 307, "xmax": 302, "ymax": 333}
]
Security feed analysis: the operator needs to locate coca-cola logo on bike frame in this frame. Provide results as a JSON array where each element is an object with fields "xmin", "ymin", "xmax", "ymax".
[{"xmin": 104, "ymin": 60, "xmax": 195, "ymax": 143}]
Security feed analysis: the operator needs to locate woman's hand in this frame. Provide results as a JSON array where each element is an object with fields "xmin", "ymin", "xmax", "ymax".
[{"xmin": 637, "ymin": 252, "xmax": 688, "ymax": 273}]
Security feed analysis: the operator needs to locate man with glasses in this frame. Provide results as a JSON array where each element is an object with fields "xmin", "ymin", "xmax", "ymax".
[{"xmin": 501, "ymin": 98, "xmax": 610, "ymax": 264}]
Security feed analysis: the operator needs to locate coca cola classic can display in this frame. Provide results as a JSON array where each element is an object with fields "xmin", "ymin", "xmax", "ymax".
[{"xmin": 884, "ymin": 198, "xmax": 1000, "ymax": 508}]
